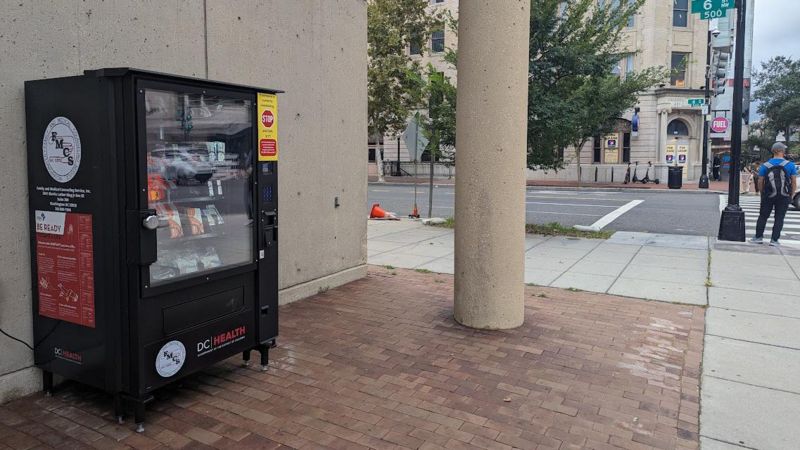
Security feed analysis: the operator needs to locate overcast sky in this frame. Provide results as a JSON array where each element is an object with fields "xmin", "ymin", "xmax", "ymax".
[{"xmin": 752, "ymin": 0, "xmax": 799, "ymax": 71}]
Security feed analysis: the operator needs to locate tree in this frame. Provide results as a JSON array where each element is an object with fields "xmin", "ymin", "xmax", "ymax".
[
  {"xmin": 422, "ymin": 67, "xmax": 456, "ymax": 177},
  {"xmin": 527, "ymin": 0, "xmax": 666, "ymax": 181},
  {"xmin": 368, "ymin": 0, "xmax": 436, "ymax": 182},
  {"xmin": 745, "ymin": 121, "xmax": 777, "ymax": 163},
  {"xmin": 421, "ymin": 12, "xmax": 457, "ymax": 178},
  {"xmin": 753, "ymin": 56, "xmax": 800, "ymax": 141}
]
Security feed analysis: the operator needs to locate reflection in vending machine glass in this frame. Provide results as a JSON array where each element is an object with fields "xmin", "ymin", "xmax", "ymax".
[{"xmin": 145, "ymin": 89, "xmax": 254, "ymax": 285}]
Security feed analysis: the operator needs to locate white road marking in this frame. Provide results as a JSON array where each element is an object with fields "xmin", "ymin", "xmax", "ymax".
[
  {"xmin": 724, "ymin": 195, "xmax": 800, "ymax": 244},
  {"xmin": 573, "ymin": 200, "xmax": 644, "ymax": 231},
  {"xmin": 525, "ymin": 195, "xmax": 625, "ymax": 202},
  {"xmin": 525, "ymin": 201, "xmax": 619, "ymax": 208},
  {"xmin": 530, "ymin": 211, "xmax": 603, "ymax": 217}
]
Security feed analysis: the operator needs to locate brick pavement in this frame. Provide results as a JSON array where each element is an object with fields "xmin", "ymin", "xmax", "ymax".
[{"xmin": 0, "ymin": 268, "xmax": 704, "ymax": 449}]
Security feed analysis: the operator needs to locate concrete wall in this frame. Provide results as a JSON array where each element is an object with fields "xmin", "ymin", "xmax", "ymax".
[{"xmin": 0, "ymin": 0, "xmax": 367, "ymax": 403}]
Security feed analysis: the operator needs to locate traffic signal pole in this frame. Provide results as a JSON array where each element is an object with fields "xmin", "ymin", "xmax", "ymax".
[
  {"xmin": 718, "ymin": 0, "xmax": 747, "ymax": 241},
  {"xmin": 699, "ymin": 28, "xmax": 712, "ymax": 189}
]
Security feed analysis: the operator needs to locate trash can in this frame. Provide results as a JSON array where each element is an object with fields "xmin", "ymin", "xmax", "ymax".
[{"xmin": 668, "ymin": 166, "xmax": 683, "ymax": 189}]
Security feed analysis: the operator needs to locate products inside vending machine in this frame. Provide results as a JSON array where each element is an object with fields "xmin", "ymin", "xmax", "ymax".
[{"xmin": 143, "ymin": 89, "xmax": 255, "ymax": 286}]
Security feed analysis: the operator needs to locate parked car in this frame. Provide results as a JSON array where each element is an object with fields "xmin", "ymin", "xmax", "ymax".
[{"xmin": 151, "ymin": 146, "xmax": 215, "ymax": 184}]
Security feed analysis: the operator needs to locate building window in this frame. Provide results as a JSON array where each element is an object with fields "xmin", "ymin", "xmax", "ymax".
[
  {"xmin": 627, "ymin": 0, "xmax": 635, "ymax": 27},
  {"xmin": 431, "ymin": 29, "xmax": 445, "ymax": 53},
  {"xmin": 625, "ymin": 54, "xmax": 634, "ymax": 75},
  {"xmin": 368, "ymin": 148, "xmax": 376, "ymax": 162},
  {"xmin": 433, "ymin": 0, "xmax": 444, "ymax": 3},
  {"xmin": 623, "ymin": 132, "xmax": 631, "ymax": 163},
  {"xmin": 671, "ymin": 52, "xmax": 689, "ymax": 87},
  {"xmin": 410, "ymin": 39, "xmax": 421, "ymax": 56},
  {"xmin": 668, "ymin": 119, "xmax": 690, "ymax": 136},
  {"xmin": 593, "ymin": 137, "xmax": 601, "ymax": 163},
  {"xmin": 673, "ymin": 0, "xmax": 688, "ymax": 27}
]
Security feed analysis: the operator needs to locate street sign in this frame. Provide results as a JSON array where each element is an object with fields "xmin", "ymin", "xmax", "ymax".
[
  {"xmin": 688, "ymin": 98, "xmax": 705, "ymax": 107},
  {"xmin": 711, "ymin": 117, "xmax": 730, "ymax": 133},
  {"xmin": 692, "ymin": 0, "xmax": 734, "ymax": 13},
  {"xmin": 692, "ymin": 0, "xmax": 734, "ymax": 20}
]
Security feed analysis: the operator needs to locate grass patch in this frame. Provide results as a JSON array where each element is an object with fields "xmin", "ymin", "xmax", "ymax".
[
  {"xmin": 429, "ymin": 217, "xmax": 455, "ymax": 229},
  {"xmin": 415, "ymin": 268, "xmax": 433, "ymax": 274},
  {"xmin": 431, "ymin": 219, "xmax": 611, "ymax": 239},
  {"xmin": 526, "ymin": 222, "xmax": 613, "ymax": 239},
  {"xmin": 382, "ymin": 265, "xmax": 395, "ymax": 270}
]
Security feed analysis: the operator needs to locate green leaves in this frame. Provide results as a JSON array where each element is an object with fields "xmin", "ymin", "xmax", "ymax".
[
  {"xmin": 753, "ymin": 56, "xmax": 800, "ymax": 143},
  {"xmin": 527, "ymin": 0, "xmax": 665, "ymax": 171},
  {"xmin": 368, "ymin": 0, "xmax": 439, "ymax": 139}
]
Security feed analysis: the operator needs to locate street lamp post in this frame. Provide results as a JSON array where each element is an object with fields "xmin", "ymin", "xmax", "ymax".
[
  {"xmin": 699, "ymin": 27, "xmax": 713, "ymax": 189},
  {"xmin": 718, "ymin": 0, "xmax": 747, "ymax": 241}
]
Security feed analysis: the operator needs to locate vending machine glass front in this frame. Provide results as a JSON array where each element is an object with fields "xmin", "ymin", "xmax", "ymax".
[{"xmin": 143, "ymin": 87, "xmax": 254, "ymax": 286}]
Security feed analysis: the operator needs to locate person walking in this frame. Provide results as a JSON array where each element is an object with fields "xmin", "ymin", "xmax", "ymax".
[
  {"xmin": 712, "ymin": 154, "xmax": 722, "ymax": 181},
  {"xmin": 751, "ymin": 142, "xmax": 797, "ymax": 246}
]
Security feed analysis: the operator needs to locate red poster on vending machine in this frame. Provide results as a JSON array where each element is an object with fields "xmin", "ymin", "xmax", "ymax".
[{"xmin": 35, "ymin": 211, "xmax": 95, "ymax": 328}]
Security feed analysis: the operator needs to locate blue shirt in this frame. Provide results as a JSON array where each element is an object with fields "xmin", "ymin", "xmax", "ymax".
[{"xmin": 758, "ymin": 158, "xmax": 798, "ymax": 177}]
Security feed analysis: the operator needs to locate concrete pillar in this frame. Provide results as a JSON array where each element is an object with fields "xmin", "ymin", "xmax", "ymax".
[{"xmin": 454, "ymin": 0, "xmax": 529, "ymax": 330}]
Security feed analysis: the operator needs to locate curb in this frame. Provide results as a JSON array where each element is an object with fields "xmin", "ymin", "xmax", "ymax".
[{"xmin": 368, "ymin": 181, "xmax": 727, "ymax": 194}]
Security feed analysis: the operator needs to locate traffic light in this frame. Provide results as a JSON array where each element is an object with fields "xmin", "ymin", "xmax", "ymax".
[{"xmin": 713, "ymin": 52, "xmax": 730, "ymax": 96}]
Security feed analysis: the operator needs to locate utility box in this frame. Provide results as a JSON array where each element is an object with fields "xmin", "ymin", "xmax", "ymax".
[{"xmin": 25, "ymin": 69, "xmax": 281, "ymax": 431}]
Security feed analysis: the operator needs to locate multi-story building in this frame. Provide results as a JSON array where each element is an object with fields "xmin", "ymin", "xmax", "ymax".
[
  {"xmin": 371, "ymin": 1, "xmax": 746, "ymax": 183},
  {"xmin": 368, "ymin": 0, "xmax": 458, "ymax": 178},
  {"xmin": 530, "ymin": 0, "xmax": 712, "ymax": 183}
]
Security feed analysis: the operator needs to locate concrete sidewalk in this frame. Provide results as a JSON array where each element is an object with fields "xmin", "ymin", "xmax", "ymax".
[
  {"xmin": 369, "ymin": 219, "xmax": 800, "ymax": 450},
  {"xmin": 700, "ymin": 242, "xmax": 800, "ymax": 450},
  {"xmin": 368, "ymin": 220, "xmax": 711, "ymax": 306}
]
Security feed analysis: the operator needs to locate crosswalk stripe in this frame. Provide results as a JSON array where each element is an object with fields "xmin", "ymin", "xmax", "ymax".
[{"xmin": 723, "ymin": 195, "xmax": 800, "ymax": 242}]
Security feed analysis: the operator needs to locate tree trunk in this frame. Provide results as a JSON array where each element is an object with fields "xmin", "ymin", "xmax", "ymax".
[
  {"xmin": 575, "ymin": 139, "xmax": 589, "ymax": 189},
  {"xmin": 376, "ymin": 141, "xmax": 385, "ymax": 183}
]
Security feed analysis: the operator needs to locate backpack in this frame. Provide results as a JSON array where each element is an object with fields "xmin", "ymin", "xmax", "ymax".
[{"xmin": 763, "ymin": 160, "xmax": 791, "ymax": 199}]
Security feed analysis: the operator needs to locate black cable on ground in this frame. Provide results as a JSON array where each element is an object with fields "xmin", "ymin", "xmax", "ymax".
[{"xmin": 0, "ymin": 327, "xmax": 34, "ymax": 351}]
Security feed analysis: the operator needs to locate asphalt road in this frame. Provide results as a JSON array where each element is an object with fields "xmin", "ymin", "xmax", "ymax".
[{"xmin": 368, "ymin": 183, "xmax": 722, "ymax": 236}]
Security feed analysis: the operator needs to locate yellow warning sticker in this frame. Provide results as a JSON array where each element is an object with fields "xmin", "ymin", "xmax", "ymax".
[{"xmin": 257, "ymin": 93, "xmax": 278, "ymax": 161}]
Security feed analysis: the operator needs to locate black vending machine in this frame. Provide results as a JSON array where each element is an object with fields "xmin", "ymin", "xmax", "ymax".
[{"xmin": 25, "ymin": 69, "xmax": 281, "ymax": 431}]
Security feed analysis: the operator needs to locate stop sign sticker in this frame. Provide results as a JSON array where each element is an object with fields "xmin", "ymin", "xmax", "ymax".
[
  {"xmin": 261, "ymin": 110, "xmax": 275, "ymax": 128},
  {"xmin": 711, "ymin": 117, "xmax": 729, "ymax": 133}
]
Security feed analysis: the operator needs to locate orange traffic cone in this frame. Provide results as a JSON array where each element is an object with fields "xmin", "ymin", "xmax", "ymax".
[
  {"xmin": 370, "ymin": 203, "xmax": 387, "ymax": 219},
  {"xmin": 369, "ymin": 203, "xmax": 399, "ymax": 220}
]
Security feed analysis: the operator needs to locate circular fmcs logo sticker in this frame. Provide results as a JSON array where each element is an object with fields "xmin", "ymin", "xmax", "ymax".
[
  {"xmin": 155, "ymin": 340, "xmax": 186, "ymax": 378},
  {"xmin": 42, "ymin": 117, "xmax": 81, "ymax": 183}
]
